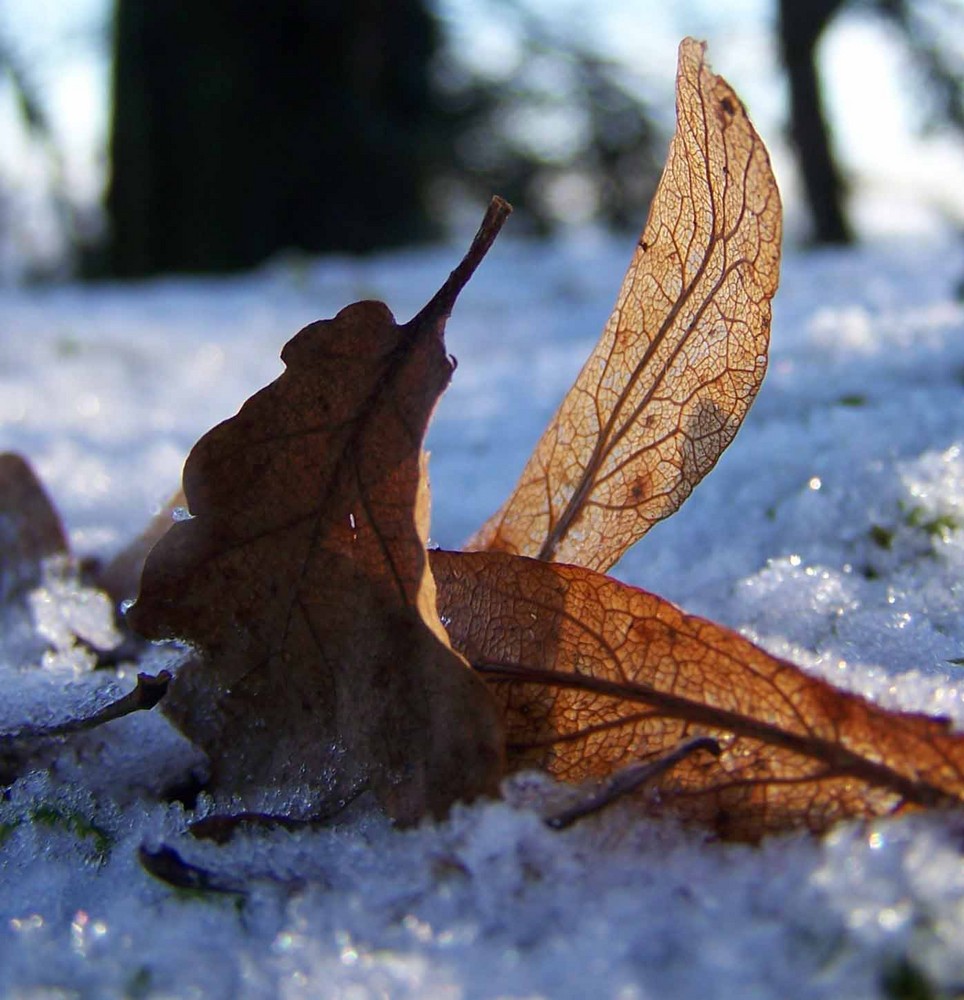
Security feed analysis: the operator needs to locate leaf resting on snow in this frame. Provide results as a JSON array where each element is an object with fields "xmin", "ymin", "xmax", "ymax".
[
  {"xmin": 129, "ymin": 203, "xmax": 510, "ymax": 824},
  {"xmin": 433, "ymin": 550, "xmax": 964, "ymax": 839},
  {"xmin": 469, "ymin": 38, "xmax": 781, "ymax": 572}
]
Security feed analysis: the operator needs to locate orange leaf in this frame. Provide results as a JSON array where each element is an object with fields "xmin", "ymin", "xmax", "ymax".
[
  {"xmin": 129, "ymin": 203, "xmax": 510, "ymax": 824},
  {"xmin": 433, "ymin": 549, "xmax": 964, "ymax": 839},
  {"xmin": 469, "ymin": 38, "xmax": 781, "ymax": 571}
]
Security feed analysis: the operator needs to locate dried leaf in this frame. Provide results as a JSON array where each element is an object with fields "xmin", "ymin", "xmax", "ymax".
[
  {"xmin": 129, "ymin": 202, "xmax": 511, "ymax": 824},
  {"xmin": 0, "ymin": 453, "xmax": 68, "ymax": 604},
  {"xmin": 470, "ymin": 38, "xmax": 781, "ymax": 571},
  {"xmin": 433, "ymin": 549, "xmax": 964, "ymax": 840}
]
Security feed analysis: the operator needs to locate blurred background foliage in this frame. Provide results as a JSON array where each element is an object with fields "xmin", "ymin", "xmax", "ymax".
[{"xmin": 0, "ymin": 0, "xmax": 961, "ymax": 281}]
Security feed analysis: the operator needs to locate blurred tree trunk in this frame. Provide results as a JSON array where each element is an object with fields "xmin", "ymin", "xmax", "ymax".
[
  {"xmin": 778, "ymin": 0, "xmax": 853, "ymax": 244},
  {"xmin": 106, "ymin": 0, "xmax": 442, "ymax": 277}
]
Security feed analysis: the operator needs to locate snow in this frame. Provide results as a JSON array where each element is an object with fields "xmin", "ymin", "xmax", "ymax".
[{"xmin": 1, "ymin": 229, "xmax": 964, "ymax": 998}]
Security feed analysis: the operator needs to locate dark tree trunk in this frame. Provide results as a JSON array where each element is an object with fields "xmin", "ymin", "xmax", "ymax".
[
  {"xmin": 778, "ymin": 0, "xmax": 853, "ymax": 244},
  {"xmin": 106, "ymin": 0, "xmax": 442, "ymax": 277}
]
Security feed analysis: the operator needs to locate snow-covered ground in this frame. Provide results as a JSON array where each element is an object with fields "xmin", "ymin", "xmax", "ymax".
[{"xmin": 1, "ymin": 228, "xmax": 964, "ymax": 998}]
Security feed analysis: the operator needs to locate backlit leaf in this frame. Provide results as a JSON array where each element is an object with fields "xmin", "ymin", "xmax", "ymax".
[
  {"xmin": 434, "ymin": 549, "xmax": 964, "ymax": 839},
  {"xmin": 470, "ymin": 38, "xmax": 781, "ymax": 571}
]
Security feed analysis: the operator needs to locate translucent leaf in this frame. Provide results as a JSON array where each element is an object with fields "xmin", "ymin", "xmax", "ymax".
[
  {"xmin": 434, "ymin": 549, "xmax": 964, "ymax": 840},
  {"xmin": 471, "ymin": 39, "xmax": 781, "ymax": 571}
]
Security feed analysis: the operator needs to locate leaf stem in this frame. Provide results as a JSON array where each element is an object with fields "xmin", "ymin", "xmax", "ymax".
[
  {"xmin": 545, "ymin": 736, "xmax": 721, "ymax": 829},
  {"xmin": 0, "ymin": 671, "xmax": 170, "ymax": 743},
  {"xmin": 413, "ymin": 197, "xmax": 512, "ymax": 327}
]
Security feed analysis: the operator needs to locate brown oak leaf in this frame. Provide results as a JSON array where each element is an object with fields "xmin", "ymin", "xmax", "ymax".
[
  {"xmin": 128, "ymin": 203, "xmax": 509, "ymax": 824},
  {"xmin": 433, "ymin": 550, "xmax": 964, "ymax": 839},
  {"xmin": 469, "ymin": 38, "xmax": 781, "ymax": 572}
]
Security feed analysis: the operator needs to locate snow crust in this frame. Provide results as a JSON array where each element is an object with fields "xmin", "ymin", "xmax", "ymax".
[{"xmin": 1, "ymin": 232, "xmax": 963, "ymax": 997}]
